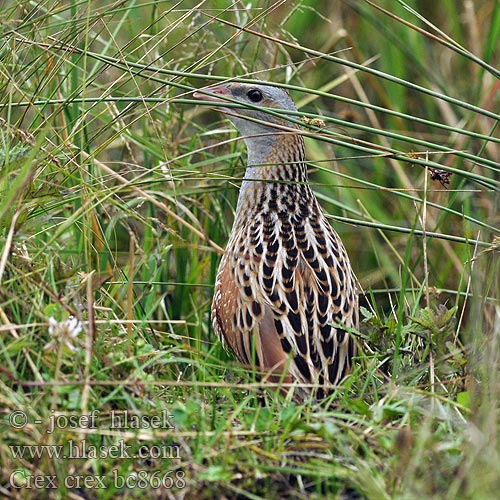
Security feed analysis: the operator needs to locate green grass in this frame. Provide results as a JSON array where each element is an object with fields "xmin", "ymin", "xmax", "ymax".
[{"xmin": 0, "ymin": 0, "xmax": 499, "ymax": 498}]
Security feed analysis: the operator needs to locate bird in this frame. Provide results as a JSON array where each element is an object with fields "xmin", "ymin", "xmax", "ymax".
[{"xmin": 193, "ymin": 81, "xmax": 359, "ymax": 402}]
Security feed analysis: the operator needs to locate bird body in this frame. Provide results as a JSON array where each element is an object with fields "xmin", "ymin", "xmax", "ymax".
[{"xmin": 194, "ymin": 82, "xmax": 358, "ymax": 401}]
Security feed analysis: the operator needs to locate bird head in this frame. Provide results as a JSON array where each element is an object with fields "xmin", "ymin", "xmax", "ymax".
[{"xmin": 193, "ymin": 82, "xmax": 299, "ymax": 137}]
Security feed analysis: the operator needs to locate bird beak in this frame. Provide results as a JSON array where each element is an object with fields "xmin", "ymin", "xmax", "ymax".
[{"xmin": 192, "ymin": 84, "xmax": 232, "ymax": 104}]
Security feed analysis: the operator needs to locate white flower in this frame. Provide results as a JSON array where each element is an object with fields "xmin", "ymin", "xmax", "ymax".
[{"xmin": 44, "ymin": 316, "xmax": 83, "ymax": 352}]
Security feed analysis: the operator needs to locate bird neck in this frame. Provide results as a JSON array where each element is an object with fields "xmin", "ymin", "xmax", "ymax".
[{"xmin": 235, "ymin": 133, "xmax": 312, "ymax": 218}]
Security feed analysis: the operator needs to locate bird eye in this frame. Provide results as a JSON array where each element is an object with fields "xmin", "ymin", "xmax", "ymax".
[{"xmin": 247, "ymin": 89, "xmax": 263, "ymax": 103}]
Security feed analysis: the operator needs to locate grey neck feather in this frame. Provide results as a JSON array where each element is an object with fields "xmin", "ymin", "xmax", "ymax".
[
  {"xmin": 228, "ymin": 115, "xmax": 306, "ymax": 217},
  {"xmin": 235, "ymin": 136, "xmax": 273, "ymax": 215},
  {"xmin": 228, "ymin": 117, "xmax": 277, "ymax": 214}
]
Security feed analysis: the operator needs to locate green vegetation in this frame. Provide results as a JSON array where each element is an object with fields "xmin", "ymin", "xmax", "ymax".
[{"xmin": 0, "ymin": 0, "xmax": 498, "ymax": 498}]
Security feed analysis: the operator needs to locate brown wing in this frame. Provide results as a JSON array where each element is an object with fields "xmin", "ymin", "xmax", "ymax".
[{"xmin": 212, "ymin": 253, "xmax": 292, "ymax": 384}]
